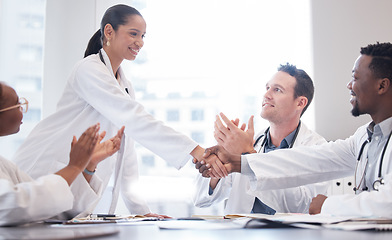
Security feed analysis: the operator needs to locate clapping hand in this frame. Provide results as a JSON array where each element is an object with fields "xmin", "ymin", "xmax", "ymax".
[
  {"xmin": 214, "ymin": 113, "xmax": 255, "ymax": 155},
  {"xmin": 89, "ymin": 126, "xmax": 125, "ymax": 166},
  {"xmin": 57, "ymin": 124, "xmax": 100, "ymax": 185},
  {"xmin": 69, "ymin": 124, "xmax": 100, "ymax": 171}
]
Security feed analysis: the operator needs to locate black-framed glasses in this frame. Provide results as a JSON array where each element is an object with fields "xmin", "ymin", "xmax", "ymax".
[{"xmin": 0, "ymin": 97, "xmax": 29, "ymax": 113}]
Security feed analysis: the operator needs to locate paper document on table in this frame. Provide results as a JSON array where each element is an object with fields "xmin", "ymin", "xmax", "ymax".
[
  {"xmin": 229, "ymin": 213, "xmax": 392, "ymax": 231},
  {"xmin": 324, "ymin": 218, "xmax": 392, "ymax": 231},
  {"xmin": 325, "ymin": 222, "xmax": 392, "ymax": 231},
  {"xmin": 226, "ymin": 213, "xmax": 354, "ymax": 224},
  {"xmin": 191, "ymin": 215, "xmax": 225, "ymax": 220},
  {"xmin": 267, "ymin": 214, "xmax": 354, "ymax": 224},
  {"xmin": 66, "ymin": 214, "xmax": 159, "ymax": 225}
]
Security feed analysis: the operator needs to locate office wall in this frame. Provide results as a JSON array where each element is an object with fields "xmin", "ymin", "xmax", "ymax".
[
  {"xmin": 311, "ymin": 0, "xmax": 392, "ymax": 141},
  {"xmin": 42, "ymin": 0, "xmax": 133, "ymax": 117},
  {"xmin": 42, "ymin": 0, "xmax": 96, "ymax": 117}
]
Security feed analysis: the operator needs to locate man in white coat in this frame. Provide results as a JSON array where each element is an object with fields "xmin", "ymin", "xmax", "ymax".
[
  {"xmin": 0, "ymin": 82, "xmax": 122, "ymax": 226},
  {"xmin": 193, "ymin": 64, "xmax": 329, "ymax": 214},
  {"xmin": 201, "ymin": 42, "xmax": 392, "ymax": 217}
]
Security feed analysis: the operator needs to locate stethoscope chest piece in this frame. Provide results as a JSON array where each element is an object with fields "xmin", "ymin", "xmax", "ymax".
[{"xmin": 373, "ymin": 178, "xmax": 385, "ymax": 191}]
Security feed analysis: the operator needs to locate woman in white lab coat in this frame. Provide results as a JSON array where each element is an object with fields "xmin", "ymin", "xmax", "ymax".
[
  {"xmin": 13, "ymin": 4, "xmax": 205, "ymax": 219},
  {"xmin": 0, "ymin": 82, "xmax": 102, "ymax": 226}
]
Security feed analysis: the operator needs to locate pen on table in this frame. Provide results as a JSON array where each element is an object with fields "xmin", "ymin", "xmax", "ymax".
[{"xmin": 90, "ymin": 214, "xmax": 117, "ymax": 219}]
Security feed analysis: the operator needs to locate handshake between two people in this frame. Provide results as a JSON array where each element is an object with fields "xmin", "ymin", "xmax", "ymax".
[
  {"xmin": 192, "ymin": 145, "xmax": 242, "ymax": 178},
  {"xmin": 193, "ymin": 112, "xmax": 256, "ymax": 179}
]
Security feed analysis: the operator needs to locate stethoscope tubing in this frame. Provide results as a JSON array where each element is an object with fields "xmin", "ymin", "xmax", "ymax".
[
  {"xmin": 355, "ymin": 130, "xmax": 392, "ymax": 192},
  {"xmin": 254, "ymin": 121, "xmax": 301, "ymax": 153}
]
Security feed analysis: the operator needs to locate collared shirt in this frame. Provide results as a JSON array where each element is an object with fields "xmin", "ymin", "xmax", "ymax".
[
  {"xmin": 361, "ymin": 118, "xmax": 392, "ymax": 191},
  {"xmin": 252, "ymin": 125, "xmax": 299, "ymax": 214},
  {"xmin": 263, "ymin": 127, "xmax": 298, "ymax": 153}
]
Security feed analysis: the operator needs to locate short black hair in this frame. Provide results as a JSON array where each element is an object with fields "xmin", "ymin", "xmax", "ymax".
[
  {"xmin": 277, "ymin": 63, "xmax": 314, "ymax": 116},
  {"xmin": 360, "ymin": 42, "xmax": 392, "ymax": 83}
]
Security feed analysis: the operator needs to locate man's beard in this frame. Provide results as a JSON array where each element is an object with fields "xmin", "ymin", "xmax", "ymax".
[{"xmin": 351, "ymin": 101, "xmax": 362, "ymax": 117}]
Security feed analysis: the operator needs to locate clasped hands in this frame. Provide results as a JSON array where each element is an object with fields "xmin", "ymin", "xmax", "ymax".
[
  {"xmin": 193, "ymin": 112, "xmax": 255, "ymax": 178},
  {"xmin": 193, "ymin": 145, "xmax": 238, "ymax": 178}
]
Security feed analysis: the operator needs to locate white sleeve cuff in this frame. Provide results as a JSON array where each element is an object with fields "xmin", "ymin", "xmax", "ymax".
[{"xmin": 241, "ymin": 155, "xmax": 257, "ymax": 191}]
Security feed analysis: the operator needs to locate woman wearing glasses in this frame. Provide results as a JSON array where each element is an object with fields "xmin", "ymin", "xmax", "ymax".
[{"xmin": 0, "ymin": 82, "xmax": 123, "ymax": 226}]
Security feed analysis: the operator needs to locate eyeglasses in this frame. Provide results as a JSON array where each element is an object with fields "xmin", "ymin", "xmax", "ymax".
[{"xmin": 0, "ymin": 97, "xmax": 29, "ymax": 113}]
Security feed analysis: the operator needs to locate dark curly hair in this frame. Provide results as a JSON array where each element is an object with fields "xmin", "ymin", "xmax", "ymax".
[
  {"xmin": 277, "ymin": 63, "xmax": 314, "ymax": 116},
  {"xmin": 360, "ymin": 42, "xmax": 392, "ymax": 82}
]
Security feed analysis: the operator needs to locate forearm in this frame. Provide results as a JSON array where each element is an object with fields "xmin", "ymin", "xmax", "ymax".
[
  {"xmin": 55, "ymin": 165, "xmax": 83, "ymax": 186},
  {"xmin": 82, "ymin": 162, "xmax": 97, "ymax": 183},
  {"xmin": 227, "ymin": 146, "xmax": 255, "ymax": 155},
  {"xmin": 243, "ymin": 143, "xmax": 354, "ymax": 191},
  {"xmin": 227, "ymin": 154, "xmax": 242, "ymax": 173},
  {"xmin": 190, "ymin": 145, "xmax": 205, "ymax": 161}
]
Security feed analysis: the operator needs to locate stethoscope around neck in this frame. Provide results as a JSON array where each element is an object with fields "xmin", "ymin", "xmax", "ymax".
[
  {"xmin": 253, "ymin": 121, "xmax": 301, "ymax": 153},
  {"xmin": 354, "ymin": 130, "xmax": 392, "ymax": 192},
  {"xmin": 99, "ymin": 50, "xmax": 129, "ymax": 95}
]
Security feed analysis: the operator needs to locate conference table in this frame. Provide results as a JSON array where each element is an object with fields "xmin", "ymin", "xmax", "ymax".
[{"xmin": 1, "ymin": 219, "xmax": 391, "ymax": 240}]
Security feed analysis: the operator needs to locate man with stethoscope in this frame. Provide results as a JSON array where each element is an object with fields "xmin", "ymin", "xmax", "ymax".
[
  {"xmin": 201, "ymin": 42, "xmax": 392, "ymax": 217},
  {"xmin": 193, "ymin": 63, "xmax": 329, "ymax": 215}
]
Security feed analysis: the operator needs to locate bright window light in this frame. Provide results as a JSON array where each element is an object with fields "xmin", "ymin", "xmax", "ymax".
[{"xmin": 118, "ymin": 0, "xmax": 313, "ymax": 217}]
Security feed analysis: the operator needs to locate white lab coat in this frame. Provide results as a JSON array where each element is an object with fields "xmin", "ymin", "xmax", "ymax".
[
  {"xmin": 0, "ymin": 156, "xmax": 73, "ymax": 226},
  {"xmin": 13, "ymin": 49, "xmax": 198, "ymax": 218},
  {"xmin": 242, "ymin": 117, "xmax": 392, "ymax": 217},
  {"xmin": 193, "ymin": 122, "xmax": 329, "ymax": 214}
]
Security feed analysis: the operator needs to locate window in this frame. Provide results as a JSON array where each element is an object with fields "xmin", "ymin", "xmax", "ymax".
[
  {"xmin": 18, "ymin": 45, "xmax": 43, "ymax": 62},
  {"xmin": 19, "ymin": 14, "xmax": 45, "ymax": 29},
  {"xmin": 15, "ymin": 76, "xmax": 42, "ymax": 92},
  {"xmin": 141, "ymin": 155, "xmax": 155, "ymax": 167},
  {"xmin": 191, "ymin": 109, "xmax": 204, "ymax": 121},
  {"xmin": 0, "ymin": 0, "xmax": 46, "ymax": 159},
  {"xmin": 166, "ymin": 109, "xmax": 180, "ymax": 122},
  {"xmin": 191, "ymin": 131, "xmax": 205, "ymax": 143},
  {"xmin": 191, "ymin": 92, "xmax": 206, "ymax": 98},
  {"xmin": 167, "ymin": 92, "xmax": 181, "ymax": 99},
  {"xmin": 122, "ymin": 0, "xmax": 313, "ymax": 218},
  {"xmin": 22, "ymin": 108, "xmax": 41, "ymax": 122}
]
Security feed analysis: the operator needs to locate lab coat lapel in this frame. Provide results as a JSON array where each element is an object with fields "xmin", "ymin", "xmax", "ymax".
[
  {"xmin": 101, "ymin": 48, "xmax": 135, "ymax": 99},
  {"xmin": 100, "ymin": 49, "xmax": 116, "ymax": 79},
  {"xmin": 109, "ymin": 134, "xmax": 126, "ymax": 214},
  {"xmin": 99, "ymin": 49, "xmax": 127, "ymax": 214}
]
